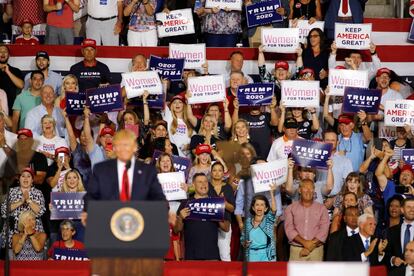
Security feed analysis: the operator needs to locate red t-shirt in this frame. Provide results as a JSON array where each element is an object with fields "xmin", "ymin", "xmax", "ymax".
[
  {"xmin": 15, "ymin": 36, "xmax": 40, "ymax": 45},
  {"xmin": 407, "ymin": 93, "xmax": 414, "ymax": 100},
  {"xmin": 164, "ymin": 224, "xmax": 180, "ymax": 260},
  {"xmin": 47, "ymin": 0, "xmax": 74, "ymax": 28},
  {"xmin": 13, "ymin": 0, "xmax": 46, "ymax": 26},
  {"xmin": 48, "ymin": 240, "xmax": 85, "ymax": 259}
]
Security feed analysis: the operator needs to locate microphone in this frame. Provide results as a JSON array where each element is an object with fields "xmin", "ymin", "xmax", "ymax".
[{"xmin": 126, "ymin": 160, "xmax": 131, "ymax": 170}]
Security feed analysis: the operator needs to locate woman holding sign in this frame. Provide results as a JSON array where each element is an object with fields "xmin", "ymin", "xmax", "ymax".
[{"xmin": 240, "ymin": 184, "xmax": 277, "ymax": 262}]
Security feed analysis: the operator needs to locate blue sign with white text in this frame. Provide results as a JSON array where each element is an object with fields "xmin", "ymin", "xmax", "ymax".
[
  {"xmin": 402, "ymin": 149, "xmax": 414, "ymax": 169},
  {"xmin": 186, "ymin": 197, "xmax": 225, "ymax": 221},
  {"xmin": 342, "ymin": 87, "xmax": 382, "ymax": 114},
  {"xmin": 86, "ymin": 84, "xmax": 123, "ymax": 113},
  {"xmin": 152, "ymin": 150, "xmax": 192, "ymax": 180},
  {"xmin": 237, "ymin": 83, "xmax": 274, "ymax": 106},
  {"xmin": 291, "ymin": 139, "xmax": 333, "ymax": 169},
  {"xmin": 53, "ymin": 248, "xmax": 89, "ymax": 261},
  {"xmin": 50, "ymin": 192, "xmax": 86, "ymax": 220},
  {"xmin": 66, "ymin": 92, "xmax": 86, "ymax": 115},
  {"xmin": 149, "ymin": 55, "xmax": 185, "ymax": 81},
  {"xmin": 246, "ymin": 0, "xmax": 283, "ymax": 28}
]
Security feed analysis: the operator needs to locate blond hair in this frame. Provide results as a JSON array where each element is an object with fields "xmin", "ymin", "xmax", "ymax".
[
  {"xmin": 113, "ymin": 129, "xmax": 138, "ymax": 145},
  {"xmin": 199, "ymin": 114, "xmax": 218, "ymax": 138},
  {"xmin": 61, "ymin": 170, "xmax": 85, "ymax": 192},
  {"xmin": 41, "ymin": 114, "xmax": 56, "ymax": 135},
  {"xmin": 17, "ymin": 210, "xmax": 36, "ymax": 232},
  {"xmin": 170, "ymin": 101, "xmax": 193, "ymax": 137},
  {"xmin": 231, "ymin": 119, "xmax": 250, "ymax": 141}
]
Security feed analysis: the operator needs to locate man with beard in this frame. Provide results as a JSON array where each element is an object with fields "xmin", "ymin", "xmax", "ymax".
[
  {"xmin": 23, "ymin": 51, "xmax": 62, "ymax": 94},
  {"xmin": 12, "ymin": 71, "xmax": 44, "ymax": 133},
  {"xmin": 0, "ymin": 45, "xmax": 24, "ymax": 116}
]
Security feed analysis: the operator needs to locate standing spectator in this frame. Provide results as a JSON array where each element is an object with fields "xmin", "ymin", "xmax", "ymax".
[
  {"xmin": 43, "ymin": 0, "xmax": 80, "ymax": 45},
  {"xmin": 86, "ymin": 0, "xmax": 123, "ymax": 46},
  {"xmin": 69, "ymin": 39, "xmax": 112, "ymax": 91},
  {"xmin": 267, "ymin": 118, "xmax": 300, "ymax": 161},
  {"xmin": 241, "ymin": 185, "xmax": 277, "ymax": 262},
  {"xmin": 342, "ymin": 214, "xmax": 387, "ymax": 265},
  {"xmin": 24, "ymin": 85, "xmax": 65, "ymax": 137},
  {"xmin": 12, "ymin": 210, "xmax": 46, "ymax": 260},
  {"xmin": 189, "ymin": 114, "xmax": 219, "ymax": 152},
  {"xmin": 336, "ymin": 113, "xmax": 372, "ymax": 171},
  {"xmin": 0, "ymin": 112, "xmax": 17, "ymax": 177},
  {"xmin": 11, "ymin": 0, "xmax": 45, "ymax": 28},
  {"xmin": 0, "ymin": 45, "xmax": 24, "ymax": 116},
  {"xmin": 329, "ymin": 192, "xmax": 359, "ymax": 233},
  {"xmin": 289, "ymin": 0, "xmax": 321, "ymax": 22},
  {"xmin": 14, "ymin": 20, "xmax": 39, "ymax": 45},
  {"xmin": 284, "ymin": 179, "xmax": 330, "ymax": 261},
  {"xmin": 324, "ymin": 0, "xmax": 366, "ymax": 40},
  {"xmin": 23, "ymin": 51, "xmax": 63, "ymax": 94},
  {"xmin": 0, "ymin": 3, "xmax": 12, "ymax": 41},
  {"xmin": 12, "ymin": 71, "xmax": 44, "ymax": 133},
  {"xmin": 175, "ymin": 173, "xmax": 229, "ymax": 260},
  {"xmin": 46, "ymin": 147, "xmax": 73, "ymax": 192},
  {"xmin": 224, "ymin": 51, "xmax": 254, "ymax": 87},
  {"xmin": 197, "ymin": 2, "xmax": 242, "ymax": 47},
  {"xmin": 123, "ymin": 0, "xmax": 157, "ymax": 46},
  {"xmin": 278, "ymin": 106, "xmax": 319, "ymax": 140},
  {"xmin": 48, "ymin": 220, "xmax": 85, "ymax": 260}
]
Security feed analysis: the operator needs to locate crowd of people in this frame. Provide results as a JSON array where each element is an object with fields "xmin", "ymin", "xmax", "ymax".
[{"xmin": 0, "ymin": 0, "xmax": 413, "ymax": 274}]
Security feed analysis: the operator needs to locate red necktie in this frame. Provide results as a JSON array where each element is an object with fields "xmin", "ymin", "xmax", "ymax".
[
  {"xmin": 342, "ymin": 0, "xmax": 348, "ymax": 14},
  {"xmin": 120, "ymin": 165, "xmax": 130, "ymax": 202}
]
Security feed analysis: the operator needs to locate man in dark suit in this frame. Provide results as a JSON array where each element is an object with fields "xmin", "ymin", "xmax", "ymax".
[
  {"xmin": 387, "ymin": 198, "xmax": 414, "ymax": 270},
  {"xmin": 326, "ymin": 206, "xmax": 359, "ymax": 261},
  {"xmin": 343, "ymin": 213, "xmax": 388, "ymax": 265},
  {"xmin": 389, "ymin": 241, "xmax": 414, "ymax": 276},
  {"xmin": 82, "ymin": 129, "xmax": 166, "ymax": 225}
]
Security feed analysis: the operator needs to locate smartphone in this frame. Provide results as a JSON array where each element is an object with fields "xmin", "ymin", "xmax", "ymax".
[
  {"xmin": 105, "ymin": 142, "xmax": 113, "ymax": 151},
  {"xmin": 395, "ymin": 185, "xmax": 409, "ymax": 194},
  {"xmin": 58, "ymin": 152, "xmax": 65, "ymax": 163}
]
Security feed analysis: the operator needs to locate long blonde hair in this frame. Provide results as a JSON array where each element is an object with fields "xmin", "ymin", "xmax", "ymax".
[
  {"xmin": 199, "ymin": 114, "xmax": 218, "ymax": 138},
  {"xmin": 170, "ymin": 100, "xmax": 193, "ymax": 137},
  {"xmin": 61, "ymin": 169, "xmax": 85, "ymax": 192},
  {"xmin": 231, "ymin": 119, "xmax": 250, "ymax": 141}
]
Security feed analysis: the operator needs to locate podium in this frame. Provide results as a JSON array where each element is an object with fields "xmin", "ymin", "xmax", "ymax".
[{"xmin": 85, "ymin": 201, "xmax": 169, "ymax": 276}]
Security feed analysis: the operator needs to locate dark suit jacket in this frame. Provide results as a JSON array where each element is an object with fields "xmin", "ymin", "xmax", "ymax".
[
  {"xmin": 324, "ymin": 0, "xmax": 365, "ymax": 39},
  {"xmin": 326, "ymin": 228, "xmax": 348, "ymax": 261},
  {"xmin": 388, "ymin": 265, "xmax": 407, "ymax": 276},
  {"xmin": 343, "ymin": 234, "xmax": 383, "ymax": 266},
  {"xmin": 85, "ymin": 158, "xmax": 166, "ymax": 210},
  {"xmin": 385, "ymin": 224, "xmax": 404, "ymax": 268}
]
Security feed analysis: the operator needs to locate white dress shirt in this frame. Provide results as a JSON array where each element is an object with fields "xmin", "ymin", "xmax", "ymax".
[
  {"xmin": 117, "ymin": 156, "xmax": 136, "ymax": 197},
  {"xmin": 338, "ymin": 0, "xmax": 352, "ymax": 17},
  {"xmin": 401, "ymin": 221, "xmax": 414, "ymax": 253},
  {"xmin": 359, "ymin": 233, "xmax": 385, "ymax": 263},
  {"xmin": 405, "ymin": 265, "xmax": 414, "ymax": 276},
  {"xmin": 347, "ymin": 226, "xmax": 359, "ymax": 237}
]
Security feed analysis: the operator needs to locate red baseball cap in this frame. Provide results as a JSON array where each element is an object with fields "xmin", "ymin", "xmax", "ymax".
[
  {"xmin": 82, "ymin": 38, "xmax": 97, "ymax": 49},
  {"xmin": 275, "ymin": 61, "xmax": 289, "ymax": 71},
  {"xmin": 335, "ymin": 65, "xmax": 347, "ymax": 70},
  {"xmin": 195, "ymin": 144, "xmax": 212, "ymax": 155},
  {"xmin": 170, "ymin": 92, "xmax": 186, "ymax": 105},
  {"xmin": 100, "ymin": 126, "xmax": 115, "ymax": 137},
  {"xmin": 299, "ymin": 68, "xmax": 315, "ymax": 77},
  {"xmin": 55, "ymin": 146, "xmax": 70, "ymax": 156},
  {"xmin": 376, "ymin": 67, "xmax": 391, "ymax": 78},
  {"xmin": 21, "ymin": 167, "xmax": 34, "ymax": 177},
  {"xmin": 338, "ymin": 114, "xmax": 354, "ymax": 124},
  {"xmin": 401, "ymin": 164, "xmax": 414, "ymax": 175},
  {"xmin": 17, "ymin": 128, "xmax": 33, "ymax": 138}
]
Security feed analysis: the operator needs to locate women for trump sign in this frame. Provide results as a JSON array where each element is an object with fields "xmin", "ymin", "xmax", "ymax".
[
  {"xmin": 281, "ymin": 80, "xmax": 320, "ymax": 107},
  {"xmin": 187, "ymin": 75, "xmax": 226, "ymax": 104},
  {"xmin": 169, "ymin": 43, "xmax": 206, "ymax": 69},
  {"xmin": 157, "ymin": 172, "xmax": 188, "ymax": 201},
  {"xmin": 122, "ymin": 71, "xmax": 163, "ymax": 99},
  {"xmin": 335, "ymin": 23, "xmax": 372, "ymax": 50},
  {"xmin": 155, "ymin": 9, "xmax": 195, "ymax": 38},
  {"xmin": 384, "ymin": 100, "xmax": 414, "ymax": 126},
  {"xmin": 205, "ymin": 0, "xmax": 243, "ymax": 11},
  {"xmin": 261, "ymin": 28, "xmax": 300, "ymax": 53},
  {"xmin": 251, "ymin": 159, "xmax": 288, "ymax": 193},
  {"xmin": 328, "ymin": 69, "xmax": 369, "ymax": 96}
]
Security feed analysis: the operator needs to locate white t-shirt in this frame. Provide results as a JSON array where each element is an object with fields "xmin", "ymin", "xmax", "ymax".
[
  {"xmin": 162, "ymin": 106, "xmax": 192, "ymax": 158},
  {"xmin": 35, "ymin": 135, "xmax": 68, "ymax": 166},
  {"xmin": 267, "ymin": 136, "xmax": 295, "ymax": 162},
  {"xmin": 87, "ymin": 0, "xmax": 122, "ymax": 18}
]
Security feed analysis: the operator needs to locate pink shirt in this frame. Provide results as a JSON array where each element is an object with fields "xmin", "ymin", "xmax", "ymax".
[{"xmin": 284, "ymin": 201, "xmax": 330, "ymax": 246}]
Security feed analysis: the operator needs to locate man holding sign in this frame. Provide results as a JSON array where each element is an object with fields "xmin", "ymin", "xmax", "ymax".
[{"xmin": 175, "ymin": 173, "xmax": 229, "ymax": 260}]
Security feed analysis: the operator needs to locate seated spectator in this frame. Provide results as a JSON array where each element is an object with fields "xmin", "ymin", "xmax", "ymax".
[
  {"xmin": 14, "ymin": 20, "xmax": 39, "ymax": 45},
  {"xmin": 326, "ymin": 206, "xmax": 359, "ymax": 261},
  {"xmin": 330, "ymin": 192, "xmax": 358, "ymax": 233},
  {"xmin": 289, "ymin": 0, "xmax": 321, "ymax": 23},
  {"xmin": 241, "ymin": 185, "xmax": 277, "ymax": 262},
  {"xmin": 175, "ymin": 173, "xmax": 229, "ymax": 260},
  {"xmin": 12, "ymin": 210, "xmax": 46, "ymax": 260},
  {"xmin": 333, "ymin": 172, "xmax": 373, "ymax": 216},
  {"xmin": 284, "ymin": 179, "xmax": 329, "ymax": 261},
  {"xmin": 48, "ymin": 220, "xmax": 85, "ymax": 260},
  {"xmin": 35, "ymin": 115, "xmax": 68, "ymax": 166},
  {"xmin": 278, "ymin": 106, "xmax": 319, "ymax": 140},
  {"xmin": 224, "ymin": 51, "xmax": 254, "ymax": 86},
  {"xmin": 1, "ymin": 168, "xmax": 46, "ymax": 248},
  {"xmin": 43, "ymin": 0, "xmax": 80, "ymax": 45},
  {"xmin": 342, "ymin": 214, "xmax": 387, "ymax": 265},
  {"xmin": 123, "ymin": 0, "xmax": 157, "ymax": 46}
]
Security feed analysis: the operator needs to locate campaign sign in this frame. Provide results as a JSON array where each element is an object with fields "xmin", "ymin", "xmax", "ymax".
[
  {"xmin": 289, "ymin": 20, "xmax": 325, "ymax": 44},
  {"xmin": 187, "ymin": 75, "xmax": 226, "ymax": 104},
  {"xmin": 402, "ymin": 149, "xmax": 414, "ymax": 169},
  {"xmin": 53, "ymin": 248, "xmax": 89, "ymax": 261},
  {"xmin": 342, "ymin": 87, "xmax": 382, "ymax": 114},
  {"xmin": 128, "ymin": 93, "xmax": 165, "ymax": 109},
  {"xmin": 66, "ymin": 91, "xmax": 86, "ymax": 115},
  {"xmin": 169, "ymin": 43, "xmax": 206, "ymax": 69},
  {"xmin": 149, "ymin": 55, "xmax": 185, "ymax": 81},
  {"xmin": 409, "ymin": 19, "xmax": 414, "ymax": 42},
  {"xmin": 157, "ymin": 171, "xmax": 188, "ymax": 201},
  {"xmin": 328, "ymin": 69, "xmax": 369, "ymax": 96},
  {"xmin": 50, "ymin": 192, "xmax": 86, "ymax": 220},
  {"xmin": 291, "ymin": 139, "xmax": 333, "ymax": 169},
  {"xmin": 384, "ymin": 100, "xmax": 414, "ymax": 127},
  {"xmin": 205, "ymin": 0, "xmax": 243, "ymax": 11},
  {"xmin": 251, "ymin": 159, "xmax": 288, "ymax": 193},
  {"xmin": 378, "ymin": 122, "xmax": 397, "ymax": 141},
  {"xmin": 85, "ymin": 84, "xmax": 123, "ymax": 113},
  {"xmin": 335, "ymin": 23, "xmax": 372, "ymax": 50},
  {"xmin": 186, "ymin": 197, "xmax": 225, "ymax": 221},
  {"xmin": 153, "ymin": 150, "xmax": 192, "ymax": 179},
  {"xmin": 262, "ymin": 28, "xmax": 300, "ymax": 53},
  {"xmin": 281, "ymin": 80, "xmax": 320, "ymax": 107},
  {"xmin": 237, "ymin": 83, "xmax": 274, "ymax": 106},
  {"xmin": 246, "ymin": 0, "xmax": 283, "ymax": 28},
  {"xmin": 156, "ymin": 8, "xmax": 195, "ymax": 38},
  {"xmin": 122, "ymin": 71, "xmax": 163, "ymax": 99}
]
